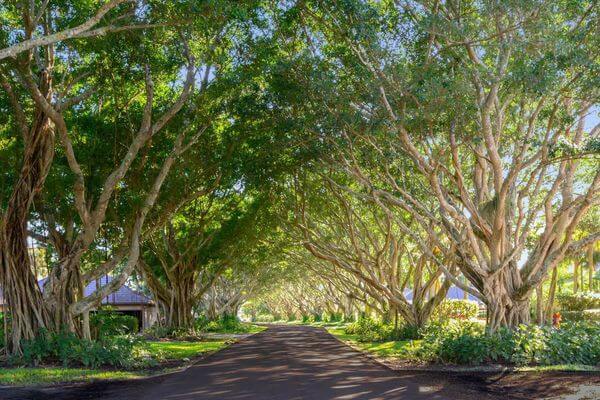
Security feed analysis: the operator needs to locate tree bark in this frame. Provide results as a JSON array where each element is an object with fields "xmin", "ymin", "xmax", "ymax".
[
  {"xmin": 0, "ymin": 71, "xmax": 56, "ymax": 354},
  {"xmin": 588, "ymin": 244, "xmax": 595, "ymax": 291},
  {"xmin": 535, "ymin": 285, "xmax": 544, "ymax": 325},
  {"xmin": 486, "ymin": 295, "xmax": 530, "ymax": 332},
  {"xmin": 544, "ymin": 265, "xmax": 558, "ymax": 324},
  {"xmin": 573, "ymin": 259, "xmax": 580, "ymax": 293},
  {"xmin": 164, "ymin": 281, "xmax": 195, "ymax": 328}
]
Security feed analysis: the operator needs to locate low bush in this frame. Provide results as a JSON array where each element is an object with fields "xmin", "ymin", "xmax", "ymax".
[
  {"xmin": 406, "ymin": 320, "xmax": 600, "ymax": 366},
  {"xmin": 19, "ymin": 330, "xmax": 143, "ymax": 369},
  {"xmin": 344, "ymin": 314, "xmax": 356, "ymax": 323},
  {"xmin": 271, "ymin": 313, "xmax": 282, "ymax": 321},
  {"xmin": 327, "ymin": 313, "xmax": 343, "ymax": 322},
  {"xmin": 344, "ymin": 317, "xmax": 392, "ymax": 342},
  {"xmin": 558, "ymin": 292, "xmax": 600, "ymax": 311},
  {"xmin": 90, "ymin": 308, "xmax": 138, "ymax": 338},
  {"xmin": 254, "ymin": 314, "xmax": 275, "ymax": 323},
  {"xmin": 433, "ymin": 300, "xmax": 479, "ymax": 321},
  {"xmin": 142, "ymin": 325, "xmax": 197, "ymax": 339},
  {"xmin": 561, "ymin": 309, "xmax": 600, "ymax": 322},
  {"xmin": 345, "ymin": 317, "xmax": 422, "ymax": 342},
  {"xmin": 394, "ymin": 324, "xmax": 421, "ymax": 340},
  {"xmin": 413, "ymin": 321, "xmax": 489, "ymax": 364},
  {"xmin": 196, "ymin": 314, "xmax": 253, "ymax": 333}
]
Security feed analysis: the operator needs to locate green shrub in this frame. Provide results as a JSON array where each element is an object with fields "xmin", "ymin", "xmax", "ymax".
[
  {"xmin": 412, "ymin": 321, "xmax": 488, "ymax": 364},
  {"xmin": 345, "ymin": 317, "xmax": 422, "ymax": 342},
  {"xmin": 538, "ymin": 322, "xmax": 600, "ymax": 365},
  {"xmin": 327, "ymin": 313, "xmax": 343, "ymax": 322},
  {"xmin": 254, "ymin": 314, "xmax": 275, "ymax": 323},
  {"xmin": 406, "ymin": 320, "xmax": 600, "ymax": 366},
  {"xmin": 344, "ymin": 317, "xmax": 392, "ymax": 342},
  {"xmin": 509, "ymin": 324, "xmax": 546, "ymax": 365},
  {"xmin": 344, "ymin": 322, "xmax": 357, "ymax": 334},
  {"xmin": 394, "ymin": 324, "xmax": 421, "ymax": 340},
  {"xmin": 433, "ymin": 300, "xmax": 479, "ymax": 321},
  {"xmin": 143, "ymin": 325, "xmax": 197, "ymax": 339},
  {"xmin": 20, "ymin": 330, "xmax": 142, "ymax": 368},
  {"xmin": 90, "ymin": 308, "xmax": 138, "ymax": 338},
  {"xmin": 561, "ymin": 309, "xmax": 600, "ymax": 322},
  {"xmin": 271, "ymin": 313, "xmax": 282, "ymax": 321},
  {"xmin": 558, "ymin": 292, "xmax": 600, "ymax": 311},
  {"xmin": 195, "ymin": 314, "xmax": 252, "ymax": 333}
]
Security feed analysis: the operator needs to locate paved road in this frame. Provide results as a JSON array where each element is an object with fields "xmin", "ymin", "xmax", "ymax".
[{"xmin": 0, "ymin": 326, "xmax": 540, "ymax": 400}]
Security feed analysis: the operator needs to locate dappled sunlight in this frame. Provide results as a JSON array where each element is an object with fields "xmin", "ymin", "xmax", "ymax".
[{"xmin": 84, "ymin": 326, "xmax": 496, "ymax": 400}]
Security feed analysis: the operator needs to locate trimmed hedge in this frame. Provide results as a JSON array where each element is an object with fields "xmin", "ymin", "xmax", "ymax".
[{"xmin": 558, "ymin": 292, "xmax": 600, "ymax": 311}]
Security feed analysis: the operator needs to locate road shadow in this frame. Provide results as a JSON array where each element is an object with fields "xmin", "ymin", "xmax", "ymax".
[{"xmin": 2, "ymin": 325, "xmax": 597, "ymax": 400}]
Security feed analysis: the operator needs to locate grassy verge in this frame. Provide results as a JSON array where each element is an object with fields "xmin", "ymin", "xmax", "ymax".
[
  {"xmin": 327, "ymin": 327, "xmax": 600, "ymax": 372},
  {"xmin": 147, "ymin": 340, "xmax": 227, "ymax": 360},
  {"xmin": 245, "ymin": 324, "xmax": 267, "ymax": 334},
  {"xmin": 0, "ymin": 368, "xmax": 146, "ymax": 386},
  {"xmin": 327, "ymin": 327, "xmax": 419, "ymax": 358},
  {"xmin": 200, "ymin": 322, "xmax": 266, "ymax": 335},
  {"xmin": 0, "ymin": 340, "xmax": 229, "ymax": 386}
]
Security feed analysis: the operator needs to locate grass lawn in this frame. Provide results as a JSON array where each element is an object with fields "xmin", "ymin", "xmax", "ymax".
[
  {"xmin": 0, "ymin": 340, "xmax": 229, "ymax": 386},
  {"xmin": 0, "ymin": 367, "xmax": 145, "ymax": 386},
  {"xmin": 146, "ymin": 340, "xmax": 228, "ymax": 360},
  {"xmin": 327, "ymin": 327, "xmax": 420, "ymax": 358},
  {"xmin": 201, "ymin": 322, "xmax": 266, "ymax": 334},
  {"xmin": 327, "ymin": 328, "xmax": 600, "ymax": 372},
  {"xmin": 245, "ymin": 324, "xmax": 267, "ymax": 334}
]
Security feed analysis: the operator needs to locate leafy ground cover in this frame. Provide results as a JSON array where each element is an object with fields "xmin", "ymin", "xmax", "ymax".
[
  {"xmin": 326, "ymin": 321, "xmax": 600, "ymax": 372},
  {"xmin": 0, "ymin": 339, "xmax": 230, "ymax": 386},
  {"xmin": 143, "ymin": 319, "xmax": 265, "ymax": 340},
  {"xmin": 197, "ymin": 316, "xmax": 266, "ymax": 334},
  {"xmin": 0, "ymin": 318, "xmax": 269, "ymax": 387}
]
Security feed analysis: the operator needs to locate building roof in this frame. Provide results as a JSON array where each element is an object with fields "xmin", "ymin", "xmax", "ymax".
[
  {"xmin": 88, "ymin": 275, "xmax": 154, "ymax": 306},
  {"xmin": 0, "ymin": 275, "xmax": 154, "ymax": 307},
  {"xmin": 402, "ymin": 285, "xmax": 481, "ymax": 303}
]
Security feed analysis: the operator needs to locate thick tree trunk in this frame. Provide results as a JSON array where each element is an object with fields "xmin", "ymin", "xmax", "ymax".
[
  {"xmin": 82, "ymin": 310, "xmax": 91, "ymax": 340},
  {"xmin": 164, "ymin": 282, "xmax": 195, "ymax": 329},
  {"xmin": 573, "ymin": 259, "xmax": 580, "ymax": 293},
  {"xmin": 535, "ymin": 285, "xmax": 544, "ymax": 325},
  {"xmin": 44, "ymin": 263, "xmax": 82, "ymax": 333},
  {"xmin": 544, "ymin": 265, "xmax": 558, "ymax": 324},
  {"xmin": 587, "ymin": 245, "xmax": 595, "ymax": 291},
  {"xmin": 479, "ymin": 268, "xmax": 531, "ymax": 332},
  {"xmin": 486, "ymin": 295, "xmax": 530, "ymax": 332},
  {"xmin": 0, "ymin": 88, "xmax": 55, "ymax": 354}
]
